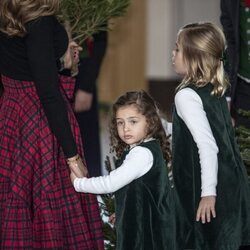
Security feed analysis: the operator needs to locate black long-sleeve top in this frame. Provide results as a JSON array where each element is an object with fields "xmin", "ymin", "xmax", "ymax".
[{"xmin": 0, "ymin": 15, "xmax": 77, "ymax": 158}]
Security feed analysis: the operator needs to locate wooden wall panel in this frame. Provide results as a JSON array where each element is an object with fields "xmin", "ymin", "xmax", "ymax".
[{"xmin": 98, "ymin": 0, "xmax": 147, "ymax": 103}]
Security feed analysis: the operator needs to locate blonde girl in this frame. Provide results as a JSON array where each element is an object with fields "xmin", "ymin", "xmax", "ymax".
[{"xmin": 172, "ymin": 22, "xmax": 250, "ymax": 250}]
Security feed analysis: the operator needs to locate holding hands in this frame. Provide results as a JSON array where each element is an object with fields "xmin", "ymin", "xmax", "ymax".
[
  {"xmin": 196, "ymin": 196, "xmax": 216, "ymax": 224},
  {"xmin": 67, "ymin": 154, "xmax": 88, "ymax": 178}
]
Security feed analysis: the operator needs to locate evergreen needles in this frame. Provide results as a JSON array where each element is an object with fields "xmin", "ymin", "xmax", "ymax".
[
  {"xmin": 60, "ymin": 0, "xmax": 131, "ymax": 44},
  {"xmin": 99, "ymin": 156, "xmax": 116, "ymax": 249},
  {"xmin": 235, "ymin": 109, "xmax": 250, "ymax": 177}
]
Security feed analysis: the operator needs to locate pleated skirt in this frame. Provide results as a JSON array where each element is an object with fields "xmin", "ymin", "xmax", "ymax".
[{"xmin": 0, "ymin": 75, "xmax": 104, "ymax": 249}]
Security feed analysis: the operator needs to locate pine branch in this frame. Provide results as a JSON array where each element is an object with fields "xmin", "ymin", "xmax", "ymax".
[
  {"xmin": 103, "ymin": 222, "xmax": 116, "ymax": 247},
  {"xmin": 59, "ymin": 0, "xmax": 131, "ymax": 44},
  {"xmin": 241, "ymin": 149, "xmax": 250, "ymax": 165},
  {"xmin": 235, "ymin": 109, "xmax": 250, "ymax": 178},
  {"xmin": 235, "ymin": 126, "xmax": 250, "ymax": 137},
  {"xmin": 104, "ymin": 156, "xmax": 113, "ymax": 173},
  {"xmin": 238, "ymin": 109, "xmax": 250, "ymax": 119},
  {"xmin": 98, "ymin": 155, "xmax": 117, "ymax": 248},
  {"xmin": 99, "ymin": 194, "xmax": 115, "ymax": 217}
]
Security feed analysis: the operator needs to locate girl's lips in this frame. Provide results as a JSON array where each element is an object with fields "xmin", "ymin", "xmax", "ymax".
[{"xmin": 124, "ymin": 135, "xmax": 132, "ymax": 140}]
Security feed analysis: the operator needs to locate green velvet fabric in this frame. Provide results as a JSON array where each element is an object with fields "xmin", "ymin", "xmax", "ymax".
[
  {"xmin": 172, "ymin": 84, "xmax": 250, "ymax": 250},
  {"xmin": 114, "ymin": 140, "xmax": 185, "ymax": 250}
]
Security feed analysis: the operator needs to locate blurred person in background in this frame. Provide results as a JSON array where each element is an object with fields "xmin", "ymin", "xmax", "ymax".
[
  {"xmin": 74, "ymin": 31, "xmax": 107, "ymax": 177},
  {"xmin": 221, "ymin": 0, "xmax": 250, "ymax": 128}
]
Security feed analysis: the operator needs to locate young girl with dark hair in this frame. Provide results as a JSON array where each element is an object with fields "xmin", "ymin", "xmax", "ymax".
[{"xmin": 71, "ymin": 90, "xmax": 182, "ymax": 250}]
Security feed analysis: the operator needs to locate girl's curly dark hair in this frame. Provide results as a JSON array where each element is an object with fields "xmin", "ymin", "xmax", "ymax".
[{"xmin": 109, "ymin": 90, "xmax": 171, "ymax": 163}]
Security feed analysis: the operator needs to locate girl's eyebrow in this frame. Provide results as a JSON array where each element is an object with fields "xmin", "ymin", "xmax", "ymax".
[
  {"xmin": 128, "ymin": 116, "xmax": 139, "ymax": 119},
  {"xmin": 116, "ymin": 116, "xmax": 140, "ymax": 120}
]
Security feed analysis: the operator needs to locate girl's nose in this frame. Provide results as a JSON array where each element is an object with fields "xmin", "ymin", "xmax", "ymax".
[
  {"xmin": 172, "ymin": 51, "xmax": 175, "ymax": 64},
  {"xmin": 123, "ymin": 123, "xmax": 129, "ymax": 131}
]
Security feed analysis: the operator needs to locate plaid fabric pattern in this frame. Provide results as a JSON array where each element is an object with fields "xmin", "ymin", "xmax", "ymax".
[
  {"xmin": 59, "ymin": 74, "xmax": 75, "ymax": 101},
  {"xmin": 0, "ymin": 75, "xmax": 104, "ymax": 249}
]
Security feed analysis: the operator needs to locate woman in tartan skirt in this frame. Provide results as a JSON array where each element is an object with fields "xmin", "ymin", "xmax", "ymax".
[{"xmin": 0, "ymin": 0, "xmax": 104, "ymax": 249}]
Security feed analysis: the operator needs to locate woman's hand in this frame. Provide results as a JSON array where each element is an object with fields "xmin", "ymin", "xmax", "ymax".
[
  {"xmin": 67, "ymin": 154, "xmax": 88, "ymax": 178},
  {"xmin": 63, "ymin": 41, "xmax": 82, "ymax": 70},
  {"xmin": 196, "ymin": 196, "xmax": 216, "ymax": 223}
]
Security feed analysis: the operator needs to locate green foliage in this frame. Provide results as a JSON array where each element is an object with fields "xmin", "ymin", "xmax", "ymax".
[
  {"xmin": 99, "ymin": 156, "xmax": 116, "ymax": 249},
  {"xmin": 60, "ymin": 0, "xmax": 131, "ymax": 44},
  {"xmin": 99, "ymin": 194, "xmax": 116, "ymax": 250},
  {"xmin": 235, "ymin": 109, "xmax": 250, "ymax": 177},
  {"xmin": 99, "ymin": 101, "xmax": 112, "ymax": 114},
  {"xmin": 238, "ymin": 109, "xmax": 250, "ymax": 119}
]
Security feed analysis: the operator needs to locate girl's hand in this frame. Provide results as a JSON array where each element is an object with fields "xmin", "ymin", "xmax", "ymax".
[
  {"xmin": 109, "ymin": 213, "xmax": 116, "ymax": 225},
  {"xmin": 196, "ymin": 196, "xmax": 216, "ymax": 223}
]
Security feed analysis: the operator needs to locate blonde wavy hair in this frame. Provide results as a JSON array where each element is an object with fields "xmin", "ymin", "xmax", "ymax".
[
  {"xmin": 0, "ymin": 0, "xmax": 60, "ymax": 36},
  {"xmin": 176, "ymin": 22, "xmax": 229, "ymax": 96}
]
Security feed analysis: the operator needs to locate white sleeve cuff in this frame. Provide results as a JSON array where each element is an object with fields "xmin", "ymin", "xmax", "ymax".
[
  {"xmin": 74, "ymin": 177, "xmax": 86, "ymax": 192},
  {"xmin": 201, "ymin": 186, "xmax": 217, "ymax": 197}
]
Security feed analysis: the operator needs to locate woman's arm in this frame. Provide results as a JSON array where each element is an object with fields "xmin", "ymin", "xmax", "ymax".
[{"xmin": 25, "ymin": 16, "xmax": 77, "ymax": 158}]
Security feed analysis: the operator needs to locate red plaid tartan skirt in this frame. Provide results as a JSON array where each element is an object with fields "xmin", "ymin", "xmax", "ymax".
[{"xmin": 0, "ymin": 75, "xmax": 104, "ymax": 249}]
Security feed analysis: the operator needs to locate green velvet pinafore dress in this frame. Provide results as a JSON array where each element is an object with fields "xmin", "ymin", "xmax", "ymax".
[
  {"xmin": 172, "ymin": 84, "xmax": 250, "ymax": 250},
  {"xmin": 114, "ymin": 140, "xmax": 187, "ymax": 250}
]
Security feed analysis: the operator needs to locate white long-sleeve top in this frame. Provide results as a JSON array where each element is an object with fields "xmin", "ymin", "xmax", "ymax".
[
  {"xmin": 174, "ymin": 88, "xmax": 219, "ymax": 197},
  {"xmin": 73, "ymin": 144, "xmax": 154, "ymax": 194}
]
